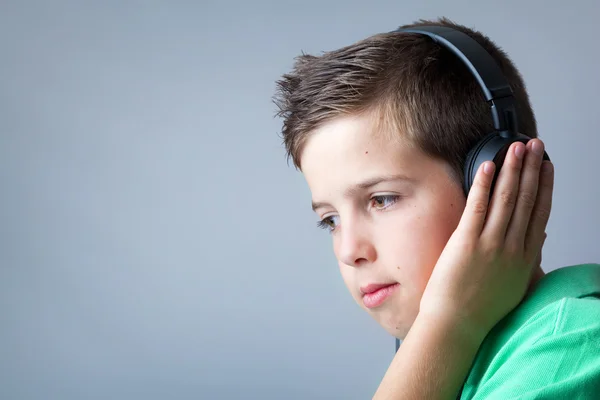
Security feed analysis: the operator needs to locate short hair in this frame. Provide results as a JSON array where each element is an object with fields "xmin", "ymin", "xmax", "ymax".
[{"xmin": 273, "ymin": 17, "xmax": 537, "ymax": 186}]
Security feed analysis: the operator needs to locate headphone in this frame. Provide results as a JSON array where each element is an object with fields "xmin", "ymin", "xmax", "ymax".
[
  {"xmin": 391, "ymin": 25, "xmax": 550, "ymax": 352},
  {"xmin": 393, "ymin": 25, "xmax": 550, "ymax": 198}
]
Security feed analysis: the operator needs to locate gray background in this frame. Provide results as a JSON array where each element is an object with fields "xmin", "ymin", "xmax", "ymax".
[{"xmin": 1, "ymin": 1, "xmax": 598, "ymax": 399}]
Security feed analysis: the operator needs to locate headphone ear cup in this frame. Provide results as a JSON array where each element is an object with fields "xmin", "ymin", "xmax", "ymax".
[
  {"xmin": 463, "ymin": 132, "xmax": 503, "ymax": 196},
  {"xmin": 463, "ymin": 132, "xmax": 532, "ymax": 197}
]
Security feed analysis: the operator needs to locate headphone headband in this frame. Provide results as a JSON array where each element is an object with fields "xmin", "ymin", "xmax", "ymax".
[{"xmin": 394, "ymin": 26, "xmax": 518, "ymax": 135}]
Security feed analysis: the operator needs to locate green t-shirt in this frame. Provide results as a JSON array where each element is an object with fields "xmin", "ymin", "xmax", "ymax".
[{"xmin": 460, "ymin": 263, "xmax": 600, "ymax": 399}]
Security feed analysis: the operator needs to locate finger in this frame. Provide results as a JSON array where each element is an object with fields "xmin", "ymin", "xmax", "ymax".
[
  {"xmin": 525, "ymin": 160, "xmax": 554, "ymax": 261},
  {"xmin": 459, "ymin": 160, "xmax": 496, "ymax": 237},
  {"xmin": 480, "ymin": 141, "xmax": 525, "ymax": 240},
  {"xmin": 505, "ymin": 139, "xmax": 546, "ymax": 251}
]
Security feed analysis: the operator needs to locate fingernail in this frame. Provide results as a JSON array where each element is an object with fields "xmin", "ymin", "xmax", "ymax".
[
  {"xmin": 542, "ymin": 161, "xmax": 553, "ymax": 174},
  {"xmin": 532, "ymin": 140, "xmax": 544, "ymax": 156},
  {"xmin": 484, "ymin": 162, "xmax": 494, "ymax": 175},
  {"xmin": 514, "ymin": 143, "xmax": 525, "ymax": 159}
]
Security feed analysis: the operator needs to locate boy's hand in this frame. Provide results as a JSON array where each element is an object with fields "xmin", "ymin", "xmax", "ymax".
[{"xmin": 420, "ymin": 139, "xmax": 554, "ymax": 340}]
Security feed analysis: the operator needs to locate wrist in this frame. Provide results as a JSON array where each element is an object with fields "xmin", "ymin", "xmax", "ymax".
[
  {"xmin": 374, "ymin": 309, "xmax": 488, "ymax": 399},
  {"xmin": 413, "ymin": 309, "xmax": 489, "ymax": 350}
]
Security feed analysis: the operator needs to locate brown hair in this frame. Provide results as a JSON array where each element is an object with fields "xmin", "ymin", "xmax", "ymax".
[{"xmin": 273, "ymin": 17, "xmax": 537, "ymax": 186}]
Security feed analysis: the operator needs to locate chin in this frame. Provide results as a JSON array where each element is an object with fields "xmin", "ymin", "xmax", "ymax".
[
  {"xmin": 370, "ymin": 309, "xmax": 414, "ymax": 340},
  {"xmin": 384, "ymin": 323, "xmax": 410, "ymax": 340}
]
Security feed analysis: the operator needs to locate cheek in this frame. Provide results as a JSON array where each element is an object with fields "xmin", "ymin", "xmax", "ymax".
[
  {"xmin": 384, "ymin": 201, "xmax": 463, "ymax": 286},
  {"xmin": 384, "ymin": 218, "xmax": 440, "ymax": 285}
]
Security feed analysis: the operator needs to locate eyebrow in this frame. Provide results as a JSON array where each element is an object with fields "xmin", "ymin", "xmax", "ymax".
[{"xmin": 311, "ymin": 173, "xmax": 415, "ymax": 211}]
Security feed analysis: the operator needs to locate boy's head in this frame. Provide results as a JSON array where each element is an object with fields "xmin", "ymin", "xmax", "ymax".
[{"xmin": 274, "ymin": 18, "xmax": 538, "ymax": 339}]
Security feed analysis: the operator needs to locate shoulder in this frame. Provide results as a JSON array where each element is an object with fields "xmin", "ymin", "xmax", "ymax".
[
  {"xmin": 463, "ymin": 296, "xmax": 600, "ymax": 399},
  {"xmin": 519, "ymin": 296, "xmax": 600, "ymax": 360},
  {"xmin": 547, "ymin": 296, "xmax": 600, "ymax": 337},
  {"xmin": 493, "ymin": 295, "xmax": 600, "ymax": 351},
  {"xmin": 499, "ymin": 295, "xmax": 600, "ymax": 361}
]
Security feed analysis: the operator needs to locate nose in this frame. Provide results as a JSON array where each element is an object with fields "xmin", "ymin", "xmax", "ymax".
[{"xmin": 337, "ymin": 222, "xmax": 377, "ymax": 267}]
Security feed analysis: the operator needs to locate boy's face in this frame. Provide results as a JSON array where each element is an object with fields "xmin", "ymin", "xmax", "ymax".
[{"xmin": 300, "ymin": 113, "xmax": 467, "ymax": 339}]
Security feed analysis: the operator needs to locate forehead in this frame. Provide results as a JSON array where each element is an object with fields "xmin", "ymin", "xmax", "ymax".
[{"xmin": 299, "ymin": 113, "xmax": 422, "ymax": 186}]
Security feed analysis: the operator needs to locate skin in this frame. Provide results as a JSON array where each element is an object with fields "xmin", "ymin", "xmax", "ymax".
[{"xmin": 300, "ymin": 111, "xmax": 553, "ymax": 399}]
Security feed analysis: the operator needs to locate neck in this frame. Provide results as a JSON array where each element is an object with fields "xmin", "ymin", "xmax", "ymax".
[{"xmin": 526, "ymin": 265, "xmax": 546, "ymax": 295}]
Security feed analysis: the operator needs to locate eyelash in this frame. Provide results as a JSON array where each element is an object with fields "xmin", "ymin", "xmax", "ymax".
[{"xmin": 317, "ymin": 195, "xmax": 400, "ymax": 233}]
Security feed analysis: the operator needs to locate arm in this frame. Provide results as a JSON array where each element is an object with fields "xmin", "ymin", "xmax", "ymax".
[
  {"xmin": 373, "ymin": 312, "xmax": 485, "ymax": 400},
  {"xmin": 374, "ymin": 139, "xmax": 554, "ymax": 400}
]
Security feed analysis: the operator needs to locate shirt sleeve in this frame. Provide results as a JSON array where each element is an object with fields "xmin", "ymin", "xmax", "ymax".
[{"xmin": 470, "ymin": 297, "xmax": 600, "ymax": 399}]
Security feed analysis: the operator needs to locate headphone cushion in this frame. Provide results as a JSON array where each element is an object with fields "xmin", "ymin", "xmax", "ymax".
[{"xmin": 463, "ymin": 132, "xmax": 532, "ymax": 196}]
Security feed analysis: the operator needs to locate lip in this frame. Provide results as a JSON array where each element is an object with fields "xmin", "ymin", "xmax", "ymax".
[
  {"xmin": 360, "ymin": 283, "xmax": 399, "ymax": 309},
  {"xmin": 360, "ymin": 283, "xmax": 396, "ymax": 295}
]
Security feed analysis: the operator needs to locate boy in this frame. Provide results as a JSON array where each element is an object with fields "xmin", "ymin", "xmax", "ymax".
[{"xmin": 273, "ymin": 18, "xmax": 600, "ymax": 399}]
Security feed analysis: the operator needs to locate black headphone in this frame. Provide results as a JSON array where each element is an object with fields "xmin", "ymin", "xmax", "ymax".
[
  {"xmin": 391, "ymin": 25, "xmax": 550, "ymax": 353},
  {"xmin": 393, "ymin": 25, "xmax": 550, "ymax": 197}
]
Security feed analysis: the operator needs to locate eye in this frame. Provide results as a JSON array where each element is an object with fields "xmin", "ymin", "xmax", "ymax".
[
  {"xmin": 370, "ymin": 195, "xmax": 400, "ymax": 210},
  {"xmin": 317, "ymin": 215, "xmax": 340, "ymax": 232}
]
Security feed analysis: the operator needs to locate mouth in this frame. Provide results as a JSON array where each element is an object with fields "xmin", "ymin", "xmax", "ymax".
[{"xmin": 360, "ymin": 283, "xmax": 400, "ymax": 309}]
